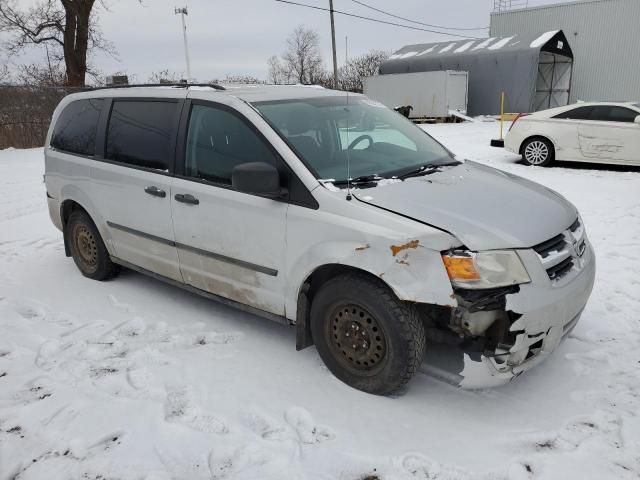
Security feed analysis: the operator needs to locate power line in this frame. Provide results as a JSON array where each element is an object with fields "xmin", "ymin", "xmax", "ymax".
[
  {"xmin": 274, "ymin": 0, "xmax": 482, "ymax": 39},
  {"xmin": 348, "ymin": 0, "xmax": 489, "ymax": 31}
]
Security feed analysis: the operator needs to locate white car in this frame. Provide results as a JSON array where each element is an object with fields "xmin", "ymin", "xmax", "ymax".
[
  {"xmin": 44, "ymin": 84, "xmax": 595, "ymax": 394},
  {"xmin": 505, "ymin": 102, "xmax": 640, "ymax": 167}
]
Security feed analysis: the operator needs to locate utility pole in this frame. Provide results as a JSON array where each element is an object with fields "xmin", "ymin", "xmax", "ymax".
[
  {"xmin": 329, "ymin": 0, "xmax": 339, "ymax": 89},
  {"xmin": 174, "ymin": 6, "xmax": 192, "ymax": 82}
]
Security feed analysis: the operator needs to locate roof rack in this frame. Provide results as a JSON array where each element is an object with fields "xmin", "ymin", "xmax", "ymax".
[{"xmin": 87, "ymin": 83, "xmax": 226, "ymax": 91}]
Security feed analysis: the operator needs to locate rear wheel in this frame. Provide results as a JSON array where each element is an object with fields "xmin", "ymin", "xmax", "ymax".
[
  {"xmin": 66, "ymin": 210, "xmax": 119, "ymax": 281},
  {"xmin": 310, "ymin": 273, "xmax": 425, "ymax": 395},
  {"xmin": 521, "ymin": 137, "xmax": 554, "ymax": 166}
]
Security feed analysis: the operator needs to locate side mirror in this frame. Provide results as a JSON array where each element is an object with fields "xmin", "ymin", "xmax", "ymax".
[
  {"xmin": 635, "ymin": 115, "xmax": 640, "ymax": 125},
  {"xmin": 232, "ymin": 162, "xmax": 286, "ymax": 199}
]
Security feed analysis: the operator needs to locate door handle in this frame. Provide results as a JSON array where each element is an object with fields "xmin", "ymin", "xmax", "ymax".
[
  {"xmin": 175, "ymin": 193, "xmax": 200, "ymax": 205},
  {"xmin": 144, "ymin": 186, "xmax": 166, "ymax": 198}
]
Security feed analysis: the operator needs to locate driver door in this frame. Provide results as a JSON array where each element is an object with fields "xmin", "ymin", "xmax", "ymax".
[
  {"xmin": 577, "ymin": 106, "xmax": 640, "ymax": 164},
  {"xmin": 170, "ymin": 98, "xmax": 288, "ymax": 315}
]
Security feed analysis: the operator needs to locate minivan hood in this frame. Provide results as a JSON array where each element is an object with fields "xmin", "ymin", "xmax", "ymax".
[{"xmin": 354, "ymin": 161, "xmax": 577, "ymax": 251}]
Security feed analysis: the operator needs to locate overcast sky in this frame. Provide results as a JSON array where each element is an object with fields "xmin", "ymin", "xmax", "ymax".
[{"xmin": 5, "ymin": 0, "xmax": 569, "ymax": 82}]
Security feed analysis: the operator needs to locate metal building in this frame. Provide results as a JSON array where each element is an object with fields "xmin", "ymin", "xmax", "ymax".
[
  {"xmin": 379, "ymin": 31, "xmax": 574, "ymax": 115},
  {"xmin": 491, "ymin": 0, "xmax": 640, "ymax": 104}
]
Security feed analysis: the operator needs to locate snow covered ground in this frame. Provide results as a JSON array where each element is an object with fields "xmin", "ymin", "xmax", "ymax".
[{"xmin": 1, "ymin": 121, "xmax": 639, "ymax": 479}]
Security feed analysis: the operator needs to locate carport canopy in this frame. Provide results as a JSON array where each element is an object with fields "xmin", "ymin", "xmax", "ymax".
[{"xmin": 379, "ymin": 30, "xmax": 574, "ymax": 115}]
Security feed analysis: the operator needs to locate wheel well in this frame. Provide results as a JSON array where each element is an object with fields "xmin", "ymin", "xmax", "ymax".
[
  {"xmin": 295, "ymin": 264, "xmax": 393, "ymax": 351},
  {"xmin": 60, "ymin": 199, "xmax": 89, "ymax": 228},
  {"xmin": 60, "ymin": 200, "xmax": 90, "ymax": 256},
  {"xmin": 519, "ymin": 135, "xmax": 555, "ymax": 156}
]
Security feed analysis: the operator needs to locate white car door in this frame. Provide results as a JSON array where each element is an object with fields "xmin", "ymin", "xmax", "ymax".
[
  {"xmin": 90, "ymin": 97, "xmax": 184, "ymax": 281},
  {"xmin": 545, "ymin": 105, "xmax": 593, "ymax": 161},
  {"xmin": 577, "ymin": 106, "xmax": 640, "ymax": 165},
  {"xmin": 170, "ymin": 98, "xmax": 290, "ymax": 316}
]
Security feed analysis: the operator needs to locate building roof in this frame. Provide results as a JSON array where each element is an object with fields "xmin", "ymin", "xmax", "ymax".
[{"xmin": 384, "ymin": 30, "xmax": 571, "ymax": 65}]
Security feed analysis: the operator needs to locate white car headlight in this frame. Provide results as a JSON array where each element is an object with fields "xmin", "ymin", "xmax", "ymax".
[{"xmin": 441, "ymin": 250, "xmax": 531, "ymax": 289}]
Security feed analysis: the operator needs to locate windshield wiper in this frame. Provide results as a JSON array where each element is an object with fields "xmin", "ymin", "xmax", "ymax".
[
  {"xmin": 331, "ymin": 174, "xmax": 384, "ymax": 186},
  {"xmin": 393, "ymin": 161, "xmax": 462, "ymax": 181}
]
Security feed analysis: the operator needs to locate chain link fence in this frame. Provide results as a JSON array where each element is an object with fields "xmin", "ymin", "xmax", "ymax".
[{"xmin": 0, "ymin": 85, "xmax": 83, "ymax": 149}]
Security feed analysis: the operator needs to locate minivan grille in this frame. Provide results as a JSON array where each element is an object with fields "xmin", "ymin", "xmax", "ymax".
[
  {"xmin": 546, "ymin": 257, "xmax": 574, "ymax": 280},
  {"xmin": 533, "ymin": 234, "xmax": 567, "ymax": 258},
  {"xmin": 569, "ymin": 218, "xmax": 581, "ymax": 233},
  {"xmin": 533, "ymin": 217, "xmax": 586, "ymax": 283}
]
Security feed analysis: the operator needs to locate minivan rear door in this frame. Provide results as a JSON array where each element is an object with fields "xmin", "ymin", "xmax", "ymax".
[{"xmin": 91, "ymin": 96, "xmax": 184, "ymax": 281}]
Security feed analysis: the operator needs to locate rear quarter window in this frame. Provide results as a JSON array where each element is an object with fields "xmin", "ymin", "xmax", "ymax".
[
  {"xmin": 552, "ymin": 106, "xmax": 593, "ymax": 120},
  {"xmin": 50, "ymin": 99, "xmax": 104, "ymax": 155},
  {"xmin": 106, "ymin": 100, "xmax": 178, "ymax": 171},
  {"xmin": 589, "ymin": 106, "xmax": 638, "ymax": 123}
]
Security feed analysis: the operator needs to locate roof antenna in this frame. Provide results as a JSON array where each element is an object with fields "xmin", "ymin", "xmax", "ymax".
[{"xmin": 345, "ymin": 35, "xmax": 352, "ymax": 201}]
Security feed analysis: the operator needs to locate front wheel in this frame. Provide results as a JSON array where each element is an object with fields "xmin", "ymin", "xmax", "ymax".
[
  {"xmin": 310, "ymin": 273, "xmax": 426, "ymax": 395},
  {"xmin": 521, "ymin": 137, "xmax": 554, "ymax": 166}
]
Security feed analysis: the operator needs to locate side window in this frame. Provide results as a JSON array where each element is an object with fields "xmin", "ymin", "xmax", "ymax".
[
  {"xmin": 50, "ymin": 98, "xmax": 103, "ymax": 155},
  {"xmin": 184, "ymin": 104, "xmax": 278, "ymax": 185},
  {"xmin": 553, "ymin": 106, "xmax": 593, "ymax": 120},
  {"xmin": 106, "ymin": 101, "xmax": 177, "ymax": 170},
  {"xmin": 589, "ymin": 106, "xmax": 638, "ymax": 123}
]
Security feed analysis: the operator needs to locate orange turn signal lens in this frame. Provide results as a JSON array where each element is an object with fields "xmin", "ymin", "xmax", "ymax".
[{"xmin": 442, "ymin": 255, "xmax": 481, "ymax": 282}]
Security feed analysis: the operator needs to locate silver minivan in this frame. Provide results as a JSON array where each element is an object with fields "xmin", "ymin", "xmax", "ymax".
[{"xmin": 44, "ymin": 84, "xmax": 595, "ymax": 394}]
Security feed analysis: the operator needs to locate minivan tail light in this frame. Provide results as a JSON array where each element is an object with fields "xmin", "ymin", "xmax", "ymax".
[{"xmin": 509, "ymin": 113, "xmax": 530, "ymax": 131}]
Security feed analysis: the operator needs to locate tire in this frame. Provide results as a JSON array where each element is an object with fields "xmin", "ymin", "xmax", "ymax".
[
  {"xmin": 66, "ymin": 210, "xmax": 120, "ymax": 281},
  {"xmin": 521, "ymin": 137, "xmax": 554, "ymax": 167},
  {"xmin": 310, "ymin": 273, "xmax": 426, "ymax": 395}
]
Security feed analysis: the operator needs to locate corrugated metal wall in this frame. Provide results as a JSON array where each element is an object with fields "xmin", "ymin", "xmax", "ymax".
[{"xmin": 490, "ymin": 0, "xmax": 640, "ymax": 103}]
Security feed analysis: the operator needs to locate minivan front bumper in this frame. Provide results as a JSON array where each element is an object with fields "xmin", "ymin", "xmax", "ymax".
[
  {"xmin": 423, "ymin": 238, "xmax": 596, "ymax": 389},
  {"xmin": 458, "ymin": 241, "xmax": 595, "ymax": 388}
]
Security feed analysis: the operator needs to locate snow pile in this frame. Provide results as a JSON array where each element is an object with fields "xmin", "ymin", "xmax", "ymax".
[
  {"xmin": 417, "ymin": 45, "xmax": 438, "ymax": 56},
  {"xmin": 488, "ymin": 36, "xmax": 515, "ymax": 50},
  {"xmin": 472, "ymin": 38, "xmax": 496, "ymax": 51},
  {"xmin": 530, "ymin": 30, "xmax": 560, "ymax": 49},
  {"xmin": 439, "ymin": 43, "xmax": 456, "ymax": 53},
  {"xmin": 454, "ymin": 41, "xmax": 475, "ymax": 53},
  {"xmin": 1, "ymin": 124, "xmax": 640, "ymax": 479}
]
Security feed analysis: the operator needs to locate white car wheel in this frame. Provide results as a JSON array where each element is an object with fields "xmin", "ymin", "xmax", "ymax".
[{"xmin": 522, "ymin": 138, "xmax": 554, "ymax": 166}]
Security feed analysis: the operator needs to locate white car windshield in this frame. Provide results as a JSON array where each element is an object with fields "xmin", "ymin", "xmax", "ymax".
[{"xmin": 253, "ymin": 96, "xmax": 457, "ymax": 183}]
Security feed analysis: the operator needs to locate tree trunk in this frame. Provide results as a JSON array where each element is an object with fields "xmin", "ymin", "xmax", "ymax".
[{"xmin": 62, "ymin": 0, "xmax": 95, "ymax": 87}]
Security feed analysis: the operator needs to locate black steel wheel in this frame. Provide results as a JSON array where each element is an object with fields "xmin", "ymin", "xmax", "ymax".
[
  {"xmin": 310, "ymin": 272, "xmax": 426, "ymax": 395},
  {"xmin": 327, "ymin": 303, "xmax": 388, "ymax": 374},
  {"xmin": 72, "ymin": 223, "xmax": 99, "ymax": 273},
  {"xmin": 66, "ymin": 210, "xmax": 120, "ymax": 281}
]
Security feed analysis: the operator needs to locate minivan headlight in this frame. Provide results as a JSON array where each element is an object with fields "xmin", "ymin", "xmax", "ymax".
[{"xmin": 442, "ymin": 250, "xmax": 531, "ymax": 289}]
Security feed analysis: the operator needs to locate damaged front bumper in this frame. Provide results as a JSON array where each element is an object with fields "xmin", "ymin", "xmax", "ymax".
[{"xmin": 425, "ymin": 238, "xmax": 596, "ymax": 389}]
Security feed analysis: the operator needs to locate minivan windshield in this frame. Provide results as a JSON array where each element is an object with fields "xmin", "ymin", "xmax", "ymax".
[{"xmin": 253, "ymin": 96, "xmax": 457, "ymax": 183}]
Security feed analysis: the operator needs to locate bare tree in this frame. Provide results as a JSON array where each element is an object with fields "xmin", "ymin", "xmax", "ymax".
[
  {"xmin": 0, "ymin": 0, "xmax": 116, "ymax": 86},
  {"xmin": 267, "ymin": 55, "xmax": 294, "ymax": 85},
  {"xmin": 219, "ymin": 74, "xmax": 264, "ymax": 85},
  {"xmin": 275, "ymin": 25, "xmax": 324, "ymax": 85},
  {"xmin": 147, "ymin": 69, "xmax": 183, "ymax": 84},
  {"xmin": 338, "ymin": 50, "xmax": 389, "ymax": 93},
  {"xmin": 15, "ymin": 62, "xmax": 67, "ymax": 86},
  {"xmin": 0, "ymin": 62, "xmax": 10, "ymax": 83}
]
